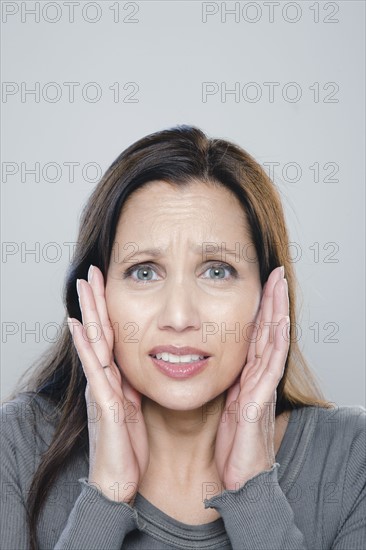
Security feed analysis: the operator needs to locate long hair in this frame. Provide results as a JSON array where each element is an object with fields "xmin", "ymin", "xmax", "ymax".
[{"xmin": 5, "ymin": 125, "xmax": 330, "ymax": 549}]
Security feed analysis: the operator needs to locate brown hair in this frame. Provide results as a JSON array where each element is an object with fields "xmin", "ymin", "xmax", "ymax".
[{"xmin": 6, "ymin": 125, "xmax": 331, "ymax": 549}]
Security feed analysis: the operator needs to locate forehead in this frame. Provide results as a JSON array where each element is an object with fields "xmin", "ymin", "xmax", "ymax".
[
  {"xmin": 117, "ymin": 180, "xmax": 249, "ymax": 232},
  {"xmin": 114, "ymin": 180, "xmax": 252, "ymax": 259},
  {"xmin": 114, "ymin": 181, "xmax": 251, "ymax": 261}
]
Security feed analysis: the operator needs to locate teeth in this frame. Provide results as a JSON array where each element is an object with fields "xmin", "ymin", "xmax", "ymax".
[{"xmin": 154, "ymin": 352, "xmax": 205, "ymax": 363}]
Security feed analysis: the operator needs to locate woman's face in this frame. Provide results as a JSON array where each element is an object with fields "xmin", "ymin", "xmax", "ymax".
[{"xmin": 105, "ymin": 180, "xmax": 262, "ymax": 410}]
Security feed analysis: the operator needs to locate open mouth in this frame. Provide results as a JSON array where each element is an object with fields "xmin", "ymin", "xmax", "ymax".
[
  {"xmin": 150, "ymin": 352, "xmax": 209, "ymax": 364},
  {"xmin": 149, "ymin": 353, "xmax": 210, "ymax": 378}
]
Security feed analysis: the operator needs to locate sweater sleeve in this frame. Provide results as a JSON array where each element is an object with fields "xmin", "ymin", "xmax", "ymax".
[
  {"xmin": 0, "ymin": 404, "xmax": 30, "ymax": 550},
  {"xmin": 330, "ymin": 409, "xmax": 366, "ymax": 550},
  {"xmin": 54, "ymin": 478, "xmax": 138, "ymax": 549},
  {"xmin": 0, "ymin": 396, "xmax": 139, "ymax": 550},
  {"xmin": 204, "ymin": 407, "xmax": 366, "ymax": 550},
  {"xmin": 203, "ymin": 462, "xmax": 308, "ymax": 550}
]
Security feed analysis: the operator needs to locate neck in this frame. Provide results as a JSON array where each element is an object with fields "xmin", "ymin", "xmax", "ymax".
[{"xmin": 141, "ymin": 393, "xmax": 226, "ymax": 482}]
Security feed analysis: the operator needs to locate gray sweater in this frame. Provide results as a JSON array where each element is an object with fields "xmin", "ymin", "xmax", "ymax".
[{"xmin": 1, "ymin": 392, "xmax": 365, "ymax": 550}]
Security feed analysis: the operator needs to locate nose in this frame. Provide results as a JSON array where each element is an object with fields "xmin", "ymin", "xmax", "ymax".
[{"xmin": 157, "ymin": 278, "xmax": 201, "ymax": 332}]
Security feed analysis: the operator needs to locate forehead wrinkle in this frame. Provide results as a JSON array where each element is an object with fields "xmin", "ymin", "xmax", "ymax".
[
  {"xmin": 119, "ymin": 241, "xmax": 252, "ymax": 264},
  {"xmin": 118, "ymin": 181, "xmax": 249, "ymax": 233},
  {"xmin": 144, "ymin": 199, "xmax": 250, "ymax": 239},
  {"xmin": 148, "ymin": 216, "xmax": 233, "ymax": 256},
  {"xmin": 148, "ymin": 225, "xmax": 197, "ymax": 256},
  {"xmin": 115, "ymin": 182, "xmax": 254, "ymax": 263},
  {"xmin": 117, "ymin": 214, "xmax": 252, "ymax": 260}
]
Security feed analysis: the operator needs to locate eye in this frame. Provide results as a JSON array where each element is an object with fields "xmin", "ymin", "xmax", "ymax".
[
  {"xmin": 202, "ymin": 263, "xmax": 237, "ymax": 280},
  {"xmin": 123, "ymin": 263, "xmax": 160, "ymax": 283}
]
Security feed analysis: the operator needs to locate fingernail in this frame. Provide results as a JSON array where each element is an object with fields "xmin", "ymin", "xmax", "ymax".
[
  {"xmin": 88, "ymin": 265, "xmax": 94, "ymax": 283},
  {"xmin": 280, "ymin": 266, "xmax": 284, "ymax": 278}
]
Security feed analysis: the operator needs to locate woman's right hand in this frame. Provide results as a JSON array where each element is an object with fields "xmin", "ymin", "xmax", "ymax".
[{"xmin": 67, "ymin": 264, "xmax": 149, "ymax": 504}]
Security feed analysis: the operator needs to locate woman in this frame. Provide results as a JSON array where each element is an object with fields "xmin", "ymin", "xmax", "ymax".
[{"xmin": 1, "ymin": 125, "xmax": 365, "ymax": 550}]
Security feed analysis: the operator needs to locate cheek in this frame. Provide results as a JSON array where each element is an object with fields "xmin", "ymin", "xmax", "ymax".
[
  {"xmin": 214, "ymin": 289, "xmax": 261, "ymax": 356},
  {"xmin": 105, "ymin": 287, "xmax": 154, "ymax": 367},
  {"xmin": 105, "ymin": 287, "xmax": 118, "ymax": 323},
  {"xmin": 218, "ymin": 288, "xmax": 261, "ymax": 323},
  {"xmin": 105, "ymin": 286, "xmax": 132, "ymax": 345}
]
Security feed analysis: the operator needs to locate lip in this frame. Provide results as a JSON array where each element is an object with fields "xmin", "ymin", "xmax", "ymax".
[
  {"xmin": 149, "ymin": 355, "xmax": 210, "ymax": 379},
  {"xmin": 148, "ymin": 346, "xmax": 211, "ymax": 380},
  {"xmin": 148, "ymin": 345, "xmax": 211, "ymax": 357}
]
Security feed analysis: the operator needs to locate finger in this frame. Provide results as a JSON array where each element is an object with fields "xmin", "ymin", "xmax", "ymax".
[
  {"xmin": 252, "ymin": 266, "xmax": 283, "ymax": 360},
  {"xmin": 67, "ymin": 317, "xmax": 117, "ymax": 403},
  {"xmin": 272, "ymin": 277, "xmax": 289, "ymax": 324},
  {"xmin": 255, "ymin": 316, "xmax": 290, "ymax": 403},
  {"xmin": 120, "ymin": 371, "xmax": 142, "ymax": 411},
  {"xmin": 246, "ymin": 302, "xmax": 263, "ymax": 364},
  {"xmin": 226, "ymin": 374, "xmax": 241, "ymax": 404},
  {"xmin": 253, "ymin": 277, "xmax": 290, "ymax": 378},
  {"xmin": 88, "ymin": 265, "xmax": 114, "ymax": 351},
  {"xmin": 119, "ymin": 372, "xmax": 149, "ymax": 469},
  {"xmin": 214, "ymin": 377, "xmax": 241, "ymax": 474},
  {"xmin": 77, "ymin": 278, "xmax": 111, "ymax": 367}
]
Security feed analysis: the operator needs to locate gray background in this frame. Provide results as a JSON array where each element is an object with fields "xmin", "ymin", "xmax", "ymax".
[{"xmin": 1, "ymin": 1, "xmax": 365, "ymax": 406}]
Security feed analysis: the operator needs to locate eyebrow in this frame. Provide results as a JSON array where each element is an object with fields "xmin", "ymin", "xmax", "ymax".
[{"xmin": 117, "ymin": 243, "xmax": 243, "ymax": 263}]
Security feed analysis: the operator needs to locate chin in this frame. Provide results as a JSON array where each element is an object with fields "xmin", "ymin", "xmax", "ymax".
[{"xmin": 141, "ymin": 383, "xmax": 225, "ymax": 414}]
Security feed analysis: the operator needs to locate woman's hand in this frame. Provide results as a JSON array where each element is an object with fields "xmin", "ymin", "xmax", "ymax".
[
  {"xmin": 214, "ymin": 266, "xmax": 290, "ymax": 491},
  {"xmin": 67, "ymin": 265, "xmax": 149, "ymax": 504}
]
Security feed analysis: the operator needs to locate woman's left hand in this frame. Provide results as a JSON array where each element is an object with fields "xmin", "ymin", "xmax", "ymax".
[{"xmin": 214, "ymin": 266, "xmax": 290, "ymax": 491}]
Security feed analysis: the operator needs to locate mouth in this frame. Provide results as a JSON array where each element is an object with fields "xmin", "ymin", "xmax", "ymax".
[
  {"xmin": 148, "ymin": 352, "xmax": 210, "ymax": 379},
  {"xmin": 149, "ymin": 352, "xmax": 209, "ymax": 364}
]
